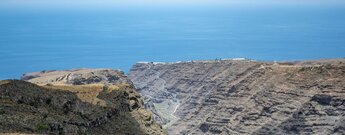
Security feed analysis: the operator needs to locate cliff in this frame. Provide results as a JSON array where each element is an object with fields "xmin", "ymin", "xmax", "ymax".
[
  {"xmin": 128, "ymin": 59, "xmax": 345, "ymax": 134},
  {"xmin": 0, "ymin": 69, "xmax": 166, "ymax": 135}
]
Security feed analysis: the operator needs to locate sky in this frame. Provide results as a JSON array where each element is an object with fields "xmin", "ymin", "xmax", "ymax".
[{"xmin": 1, "ymin": 0, "xmax": 345, "ymax": 10}]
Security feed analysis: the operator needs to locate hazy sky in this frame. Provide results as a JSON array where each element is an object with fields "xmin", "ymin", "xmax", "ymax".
[{"xmin": 2, "ymin": 0, "xmax": 345, "ymax": 9}]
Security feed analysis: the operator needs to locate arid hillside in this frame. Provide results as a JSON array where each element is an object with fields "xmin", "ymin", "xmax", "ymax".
[
  {"xmin": 128, "ymin": 59, "xmax": 345, "ymax": 135},
  {"xmin": 0, "ymin": 69, "xmax": 166, "ymax": 135}
]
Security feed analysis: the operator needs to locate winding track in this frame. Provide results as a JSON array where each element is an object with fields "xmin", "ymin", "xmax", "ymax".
[{"xmin": 145, "ymin": 63, "xmax": 181, "ymax": 128}]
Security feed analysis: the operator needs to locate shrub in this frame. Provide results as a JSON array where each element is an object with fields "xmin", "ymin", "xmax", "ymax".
[
  {"xmin": 103, "ymin": 85, "xmax": 109, "ymax": 92},
  {"xmin": 298, "ymin": 67, "xmax": 306, "ymax": 72},
  {"xmin": 0, "ymin": 108, "xmax": 5, "ymax": 115},
  {"xmin": 45, "ymin": 98, "xmax": 52, "ymax": 105},
  {"xmin": 63, "ymin": 101, "xmax": 72, "ymax": 114},
  {"xmin": 37, "ymin": 124, "xmax": 49, "ymax": 131},
  {"xmin": 29, "ymin": 101, "xmax": 39, "ymax": 108}
]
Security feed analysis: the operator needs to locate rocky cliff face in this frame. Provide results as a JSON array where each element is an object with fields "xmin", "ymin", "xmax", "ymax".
[
  {"xmin": 128, "ymin": 59, "xmax": 345, "ymax": 135},
  {"xmin": 0, "ymin": 69, "xmax": 166, "ymax": 135}
]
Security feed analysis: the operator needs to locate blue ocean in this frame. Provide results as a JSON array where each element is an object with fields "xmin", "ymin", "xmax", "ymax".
[{"xmin": 0, "ymin": 6, "xmax": 345, "ymax": 79}]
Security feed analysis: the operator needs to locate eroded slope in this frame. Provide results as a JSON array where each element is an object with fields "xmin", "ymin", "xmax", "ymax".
[{"xmin": 128, "ymin": 59, "xmax": 345, "ymax": 135}]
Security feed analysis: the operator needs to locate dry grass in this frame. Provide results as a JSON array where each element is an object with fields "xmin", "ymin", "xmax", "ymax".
[
  {"xmin": 1, "ymin": 133, "xmax": 42, "ymax": 135},
  {"xmin": 42, "ymin": 84, "xmax": 130, "ymax": 106},
  {"xmin": 0, "ymin": 80, "xmax": 11, "ymax": 85}
]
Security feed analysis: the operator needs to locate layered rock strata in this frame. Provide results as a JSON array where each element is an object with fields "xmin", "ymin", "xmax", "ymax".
[{"xmin": 128, "ymin": 59, "xmax": 345, "ymax": 135}]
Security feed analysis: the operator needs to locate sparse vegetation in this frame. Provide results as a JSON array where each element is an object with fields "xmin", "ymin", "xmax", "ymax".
[
  {"xmin": 45, "ymin": 97, "xmax": 52, "ymax": 105},
  {"xmin": 42, "ymin": 113, "xmax": 48, "ymax": 119},
  {"xmin": 298, "ymin": 67, "xmax": 313, "ymax": 72},
  {"xmin": 42, "ymin": 84, "xmax": 127, "ymax": 106},
  {"xmin": 0, "ymin": 70, "xmax": 166, "ymax": 135},
  {"xmin": 0, "ymin": 80, "xmax": 10, "ymax": 85},
  {"xmin": 0, "ymin": 108, "xmax": 5, "ymax": 115},
  {"xmin": 63, "ymin": 101, "xmax": 72, "ymax": 114},
  {"xmin": 298, "ymin": 67, "xmax": 306, "ymax": 72},
  {"xmin": 29, "ymin": 100, "xmax": 39, "ymax": 108},
  {"xmin": 103, "ymin": 85, "xmax": 109, "ymax": 92},
  {"xmin": 36, "ymin": 124, "xmax": 49, "ymax": 131},
  {"xmin": 43, "ymin": 84, "xmax": 123, "ymax": 93}
]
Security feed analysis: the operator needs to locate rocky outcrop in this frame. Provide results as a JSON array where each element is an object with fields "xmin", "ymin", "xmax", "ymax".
[
  {"xmin": 21, "ymin": 68, "xmax": 129, "ymax": 86},
  {"xmin": 128, "ymin": 59, "xmax": 345, "ymax": 135},
  {"xmin": 0, "ymin": 69, "xmax": 166, "ymax": 135}
]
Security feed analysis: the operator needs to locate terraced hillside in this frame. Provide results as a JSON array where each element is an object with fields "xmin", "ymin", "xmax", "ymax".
[
  {"xmin": 0, "ymin": 69, "xmax": 166, "ymax": 135},
  {"xmin": 128, "ymin": 59, "xmax": 345, "ymax": 135}
]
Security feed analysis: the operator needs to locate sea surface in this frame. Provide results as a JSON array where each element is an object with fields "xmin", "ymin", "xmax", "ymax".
[{"xmin": 1, "ymin": 6, "xmax": 345, "ymax": 79}]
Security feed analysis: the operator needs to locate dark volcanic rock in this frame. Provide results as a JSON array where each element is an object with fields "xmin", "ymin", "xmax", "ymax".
[
  {"xmin": 311, "ymin": 94, "xmax": 333, "ymax": 105},
  {"xmin": 199, "ymin": 123, "xmax": 209, "ymax": 133}
]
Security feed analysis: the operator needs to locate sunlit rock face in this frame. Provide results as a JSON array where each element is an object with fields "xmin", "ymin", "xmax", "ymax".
[{"xmin": 129, "ymin": 59, "xmax": 345, "ymax": 135}]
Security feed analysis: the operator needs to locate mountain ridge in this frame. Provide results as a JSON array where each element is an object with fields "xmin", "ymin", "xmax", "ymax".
[
  {"xmin": 128, "ymin": 58, "xmax": 345, "ymax": 134},
  {"xmin": 0, "ymin": 69, "xmax": 166, "ymax": 135}
]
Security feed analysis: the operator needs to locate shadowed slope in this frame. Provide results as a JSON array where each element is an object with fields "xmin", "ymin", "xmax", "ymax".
[{"xmin": 0, "ymin": 68, "xmax": 166, "ymax": 135}]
